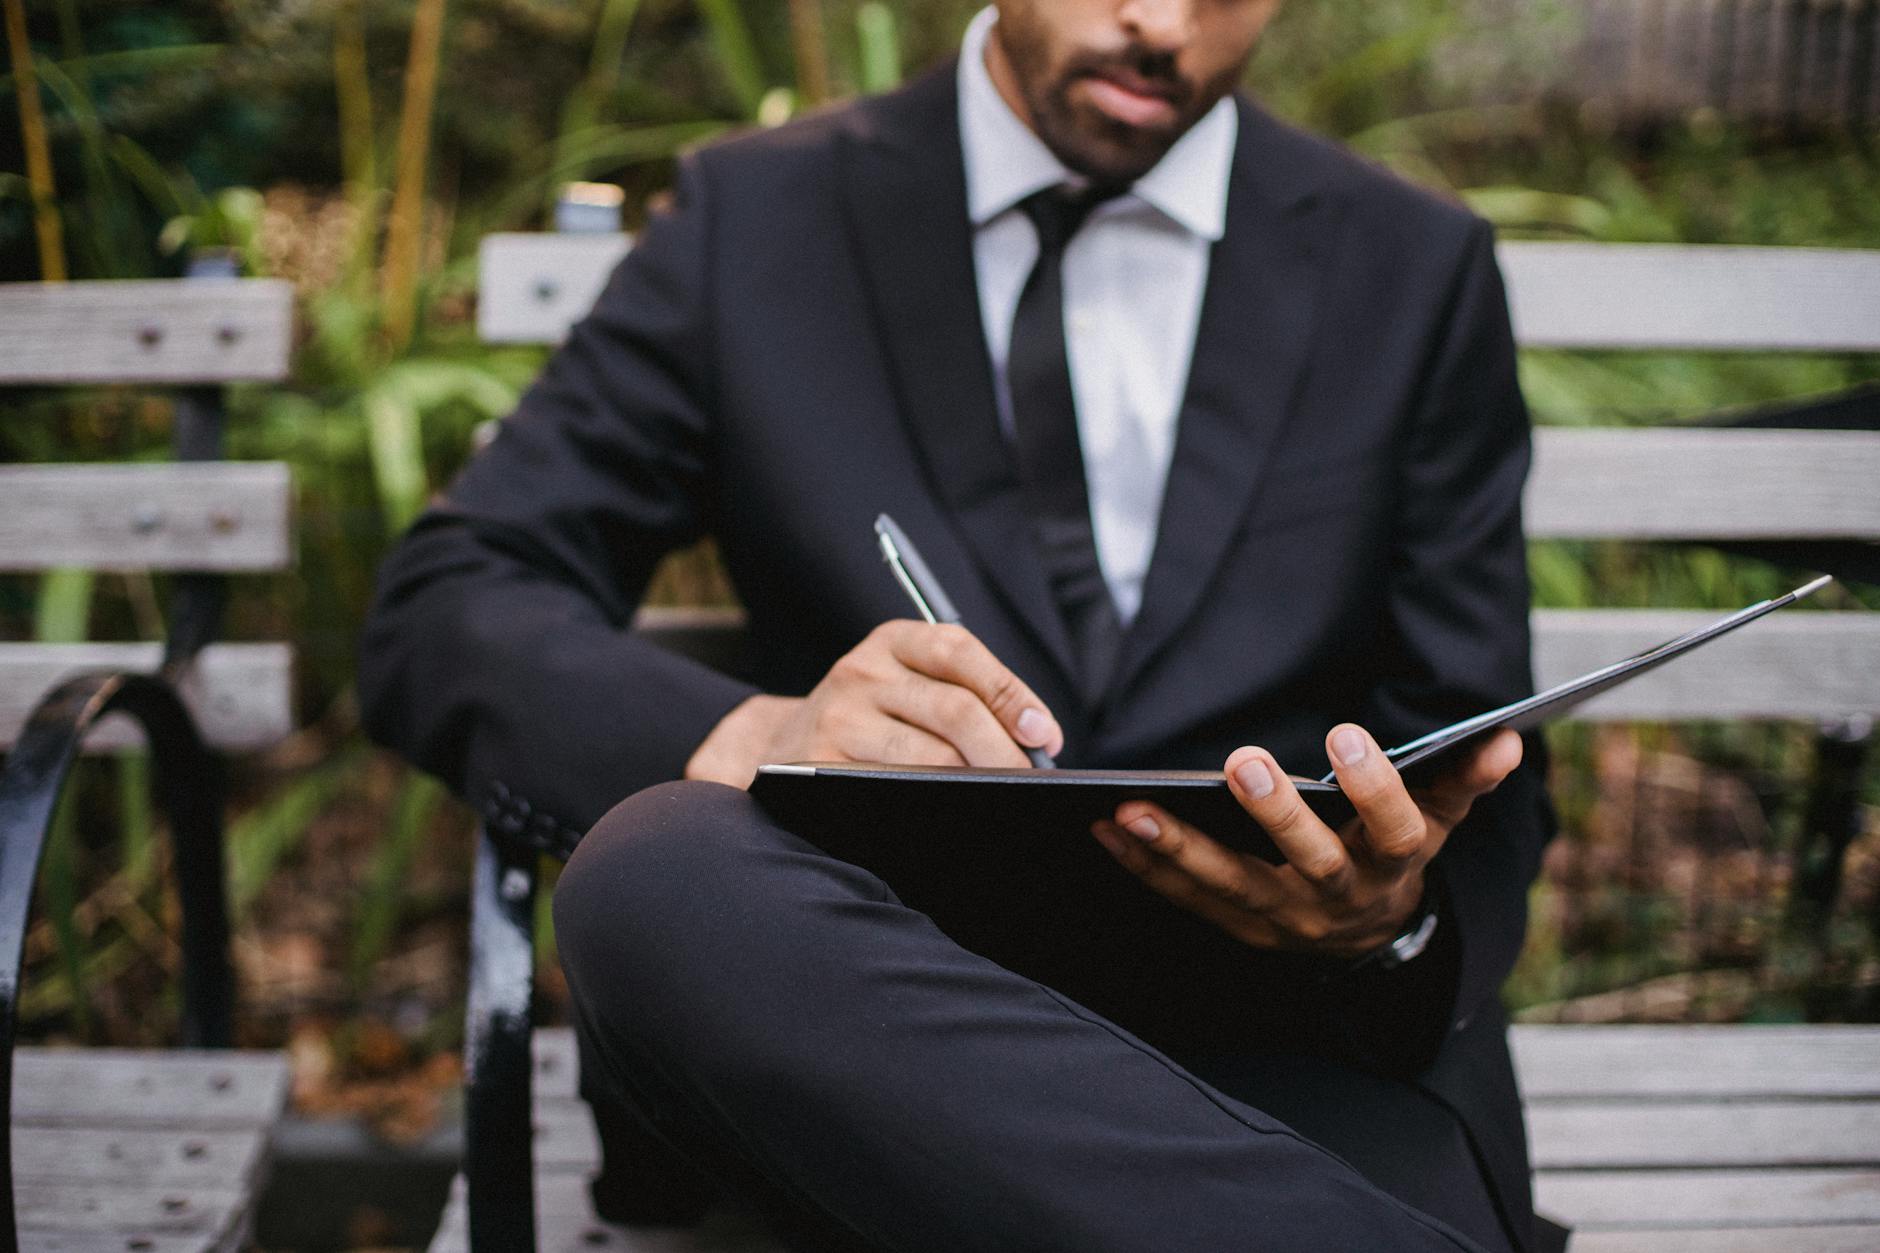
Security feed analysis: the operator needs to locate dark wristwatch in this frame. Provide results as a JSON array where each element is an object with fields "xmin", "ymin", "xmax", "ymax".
[{"xmin": 1349, "ymin": 890, "xmax": 1440, "ymax": 974}]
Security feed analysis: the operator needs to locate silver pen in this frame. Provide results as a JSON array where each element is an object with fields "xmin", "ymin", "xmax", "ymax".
[{"xmin": 874, "ymin": 513, "xmax": 1057, "ymax": 768}]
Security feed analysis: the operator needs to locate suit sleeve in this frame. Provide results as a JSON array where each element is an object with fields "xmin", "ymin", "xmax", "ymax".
[
  {"xmin": 358, "ymin": 153, "xmax": 760, "ymax": 847},
  {"xmin": 1353, "ymin": 219, "xmax": 1557, "ymax": 1062}
]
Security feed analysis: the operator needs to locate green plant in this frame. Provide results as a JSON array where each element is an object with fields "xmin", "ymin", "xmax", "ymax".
[{"xmin": 7, "ymin": 0, "xmax": 1877, "ymax": 1051}]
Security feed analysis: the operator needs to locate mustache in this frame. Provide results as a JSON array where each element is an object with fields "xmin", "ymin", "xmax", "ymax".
[{"xmin": 1062, "ymin": 45, "xmax": 1193, "ymax": 106}]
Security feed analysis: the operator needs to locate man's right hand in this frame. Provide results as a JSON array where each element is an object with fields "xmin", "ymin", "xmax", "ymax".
[{"xmin": 684, "ymin": 621, "xmax": 1064, "ymax": 789}]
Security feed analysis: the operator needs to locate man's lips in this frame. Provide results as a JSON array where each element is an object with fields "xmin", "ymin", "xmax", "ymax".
[{"xmin": 1078, "ymin": 71, "xmax": 1181, "ymax": 129}]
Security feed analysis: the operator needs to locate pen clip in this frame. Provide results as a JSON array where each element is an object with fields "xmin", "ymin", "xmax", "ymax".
[{"xmin": 878, "ymin": 527, "xmax": 940, "ymax": 624}]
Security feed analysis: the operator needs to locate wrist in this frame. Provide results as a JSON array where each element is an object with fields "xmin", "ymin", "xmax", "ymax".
[
  {"xmin": 1350, "ymin": 877, "xmax": 1440, "ymax": 973},
  {"xmin": 684, "ymin": 694, "xmax": 798, "ymax": 788}
]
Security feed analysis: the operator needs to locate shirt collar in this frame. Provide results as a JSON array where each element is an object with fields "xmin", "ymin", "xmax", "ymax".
[{"xmin": 956, "ymin": 6, "xmax": 1236, "ymax": 242}]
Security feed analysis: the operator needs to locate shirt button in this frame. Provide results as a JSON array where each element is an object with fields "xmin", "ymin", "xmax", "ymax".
[{"xmin": 1069, "ymin": 312, "xmax": 1095, "ymax": 335}]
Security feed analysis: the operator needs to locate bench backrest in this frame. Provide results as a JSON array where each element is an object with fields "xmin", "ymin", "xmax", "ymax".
[
  {"xmin": 0, "ymin": 277, "xmax": 298, "ymax": 752},
  {"xmin": 475, "ymin": 233, "xmax": 1880, "ymax": 727}
]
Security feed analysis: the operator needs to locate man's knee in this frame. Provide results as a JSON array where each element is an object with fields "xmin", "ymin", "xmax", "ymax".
[
  {"xmin": 554, "ymin": 780, "xmax": 765, "ymax": 962},
  {"xmin": 554, "ymin": 778, "xmax": 847, "ymax": 1069}
]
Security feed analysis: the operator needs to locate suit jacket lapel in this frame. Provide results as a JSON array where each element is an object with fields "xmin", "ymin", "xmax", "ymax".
[
  {"xmin": 837, "ymin": 67, "xmax": 1082, "ymax": 687},
  {"xmin": 1107, "ymin": 100, "xmax": 1343, "ymax": 706}
]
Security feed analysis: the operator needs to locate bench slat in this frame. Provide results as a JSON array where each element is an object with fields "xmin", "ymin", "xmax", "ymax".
[
  {"xmin": 1531, "ymin": 610, "xmax": 1880, "ymax": 721},
  {"xmin": 0, "ymin": 644, "xmax": 294, "ymax": 752},
  {"xmin": 1528, "ymin": 1100, "xmax": 1880, "ymax": 1168},
  {"xmin": 12, "ymin": 1048, "xmax": 286, "ymax": 1253},
  {"xmin": 0, "ymin": 464, "xmax": 293, "ymax": 572},
  {"xmin": 1527, "ymin": 428, "xmax": 1880, "ymax": 540},
  {"xmin": 532, "ymin": 1026, "xmax": 581, "ymax": 1101},
  {"xmin": 12, "ymin": 1127, "xmax": 265, "ymax": 1189},
  {"xmin": 1535, "ymin": 1167, "xmax": 1880, "ymax": 1228},
  {"xmin": 532, "ymin": 1098, "xmax": 600, "ymax": 1169},
  {"xmin": 474, "ymin": 236, "xmax": 1880, "ymax": 352},
  {"xmin": 1510, "ymin": 1025, "xmax": 1880, "ymax": 1100},
  {"xmin": 17, "ymin": 1182, "xmax": 247, "ymax": 1240},
  {"xmin": 628, "ymin": 610, "xmax": 1880, "ymax": 723},
  {"xmin": 1498, "ymin": 242, "xmax": 1880, "ymax": 351},
  {"xmin": 9, "ymin": 1049, "xmax": 288, "ymax": 1131},
  {"xmin": 505, "ymin": 1029, "xmax": 1880, "ymax": 1250},
  {"xmin": 477, "ymin": 233, "xmax": 632, "ymax": 344},
  {"xmin": 427, "ymin": 1174, "xmax": 782, "ymax": 1253},
  {"xmin": 1565, "ymin": 1227, "xmax": 1880, "ymax": 1252},
  {"xmin": 17, "ymin": 1234, "xmax": 222, "ymax": 1252},
  {"xmin": 0, "ymin": 280, "xmax": 294, "ymax": 384}
]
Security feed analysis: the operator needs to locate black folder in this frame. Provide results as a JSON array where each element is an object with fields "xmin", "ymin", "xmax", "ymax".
[{"xmin": 751, "ymin": 577, "xmax": 1831, "ymax": 865}]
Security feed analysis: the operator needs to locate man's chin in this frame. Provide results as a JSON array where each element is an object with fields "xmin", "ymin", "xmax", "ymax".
[{"xmin": 1039, "ymin": 108, "xmax": 1183, "ymax": 186}]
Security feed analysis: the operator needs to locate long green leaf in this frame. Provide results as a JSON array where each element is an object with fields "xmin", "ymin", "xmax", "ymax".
[
  {"xmin": 1460, "ymin": 186, "xmax": 1613, "ymax": 238},
  {"xmin": 0, "ymin": 43, "xmax": 221, "ymax": 95},
  {"xmin": 855, "ymin": 2, "xmax": 900, "ymax": 93},
  {"xmin": 349, "ymin": 769, "xmax": 444, "ymax": 984},
  {"xmin": 227, "ymin": 750, "xmax": 363, "ymax": 917},
  {"xmin": 115, "ymin": 751, "xmax": 154, "ymax": 887},
  {"xmin": 363, "ymin": 390, "xmax": 428, "ymax": 533},
  {"xmin": 30, "ymin": 54, "xmax": 136, "ymax": 277},
  {"xmin": 34, "ymin": 566, "xmax": 92, "ymax": 643},
  {"xmin": 483, "ymin": 120, "xmax": 725, "ymax": 233},
  {"xmin": 42, "ymin": 786, "xmax": 89, "ymax": 1035},
  {"xmin": 695, "ymin": 0, "xmax": 767, "ymax": 116},
  {"xmin": 558, "ymin": 0, "xmax": 643, "ymax": 141},
  {"xmin": 106, "ymin": 133, "xmax": 194, "ymax": 223}
]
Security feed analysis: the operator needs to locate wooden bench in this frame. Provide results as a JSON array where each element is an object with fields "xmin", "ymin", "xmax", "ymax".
[
  {"xmin": 425, "ymin": 1023, "xmax": 1880, "ymax": 1252},
  {"xmin": 0, "ymin": 269, "xmax": 297, "ymax": 1251},
  {"xmin": 431, "ymin": 231, "xmax": 1880, "ymax": 1249}
]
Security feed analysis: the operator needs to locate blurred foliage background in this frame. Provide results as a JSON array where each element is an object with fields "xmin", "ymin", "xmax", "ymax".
[{"xmin": 2, "ymin": 0, "xmax": 1877, "ymax": 1117}]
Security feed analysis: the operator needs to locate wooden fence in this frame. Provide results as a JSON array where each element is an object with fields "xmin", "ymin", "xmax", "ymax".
[{"xmin": 1576, "ymin": 0, "xmax": 1880, "ymax": 126}]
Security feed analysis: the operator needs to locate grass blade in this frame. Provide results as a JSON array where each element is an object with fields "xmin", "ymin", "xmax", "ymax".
[
  {"xmin": 41, "ymin": 787, "xmax": 89, "ymax": 1035},
  {"xmin": 695, "ymin": 0, "xmax": 767, "ymax": 117},
  {"xmin": 349, "ymin": 769, "xmax": 444, "ymax": 985},
  {"xmin": 228, "ymin": 749, "xmax": 363, "ymax": 918},
  {"xmin": 34, "ymin": 567, "xmax": 93, "ymax": 643},
  {"xmin": 2, "ymin": 0, "xmax": 65, "ymax": 280},
  {"xmin": 115, "ymin": 751, "xmax": 154, "ymax": 886},
  {"xmin": 363, "ymin": 390, "xmax": 428, "ymax": 533}
]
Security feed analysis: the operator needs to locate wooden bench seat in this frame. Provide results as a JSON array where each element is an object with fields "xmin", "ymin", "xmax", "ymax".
[
  {"xmin": 1, "ymin": 270, "xmax": 299, "ymax": 1247},
  {"xmin": 426, "ymin": 1025, "xmax": 1880, "ymax": 1252},
  {"xmin": 440, "ymin": 231, "xmax": 1879, "ymax": 1249},
  {"xmin": 10, "ymin": 1047, "xmax": 288, "ymax": 1251}
]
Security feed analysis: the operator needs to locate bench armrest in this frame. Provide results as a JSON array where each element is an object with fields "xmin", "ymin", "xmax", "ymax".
[{"xmin": 0, "ymin": 670, "xmax": 235, "ymax": 1238}]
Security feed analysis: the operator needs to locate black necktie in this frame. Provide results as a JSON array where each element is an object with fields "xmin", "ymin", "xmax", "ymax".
[{"xmin": 1009, "ymin": 185, "xmax": 1125, "ymax": 705}]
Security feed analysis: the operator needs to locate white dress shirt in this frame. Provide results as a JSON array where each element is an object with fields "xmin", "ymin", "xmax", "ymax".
[{"xmin": 957, "ymin": 6, "xmax": 1236, "ymax": 624}]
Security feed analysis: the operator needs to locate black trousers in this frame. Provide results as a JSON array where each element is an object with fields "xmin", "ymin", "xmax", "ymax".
[{"xmin": 554, "ymin": 781, "xmax": 1513, "ymax": 1252}]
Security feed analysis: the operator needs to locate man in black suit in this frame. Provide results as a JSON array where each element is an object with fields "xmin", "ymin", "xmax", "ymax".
[{"xmin": 361, "ymin": 1, "xmax": 1554, "ymax": 1248}]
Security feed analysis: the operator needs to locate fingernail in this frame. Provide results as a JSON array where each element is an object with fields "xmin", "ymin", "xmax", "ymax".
[
  {"xmin": 1234, "ymin": 759, "xmax": 1274, "ymax": 799},
  {"xmin": 1125, "ymin": 816, "xmax": 1160, "ymax": 842},
  {"xmin": 1333, "ymin": 728, "xmax": 1368, "ymax": 766},
  {"xmin": 1016, "ymin": 707, "xmax": 1053, "ymax": 748}
]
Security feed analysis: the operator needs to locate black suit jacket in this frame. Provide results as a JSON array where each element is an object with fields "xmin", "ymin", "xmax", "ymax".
[{"xmin": 361, "ymin": 65, "xmax": 1553, "ymax": 1248}]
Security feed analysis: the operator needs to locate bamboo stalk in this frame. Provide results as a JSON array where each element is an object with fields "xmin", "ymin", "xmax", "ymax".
[
  {"xmin": 333, "ymin": 0, "xmax": 379, "ymax": 296},
  {"xmin": 3, "ymin": 0, "xmax": 66, "ymax": 281},
  {"xmin": 788, "ymin": 0, "xmax": 831, "ymax": 106},
  {"xmin": 381, "ymin": 0, "xmax": 448, "ymax": 351},
  {"xmin": 334, "ymin": 0, "xmax": 377, "ymax": 202}
]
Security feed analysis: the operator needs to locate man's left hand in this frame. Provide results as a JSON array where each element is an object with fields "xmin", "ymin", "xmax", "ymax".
[{"xmin": 1091, "ymin": 726, "xmax": 1523, "ymax": 958}]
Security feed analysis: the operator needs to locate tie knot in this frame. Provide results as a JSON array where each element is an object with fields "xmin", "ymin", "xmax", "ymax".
[{"xmin": 1020, "ymin": 184, "xmax": 1120, "ymax": 255}]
